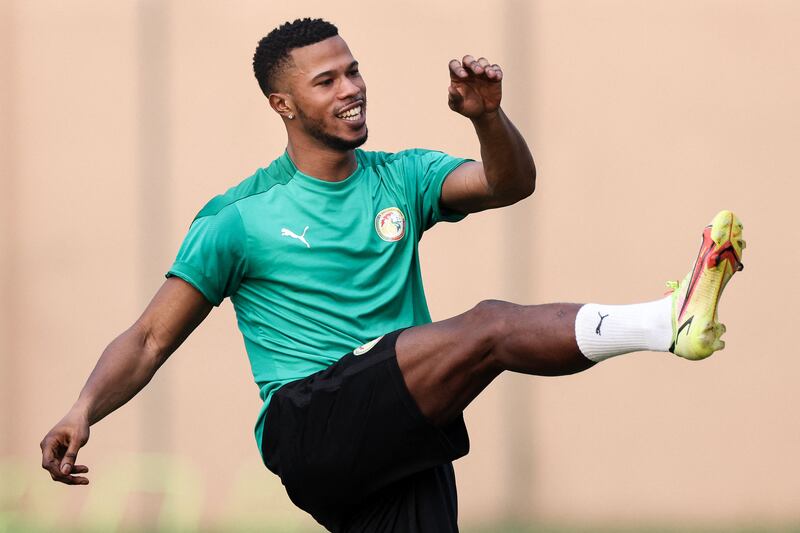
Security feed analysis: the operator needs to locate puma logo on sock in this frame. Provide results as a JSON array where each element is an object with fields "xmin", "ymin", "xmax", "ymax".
[{"xmin": 596, "ymin": 312, "xmax": 609, "ymax": 335}]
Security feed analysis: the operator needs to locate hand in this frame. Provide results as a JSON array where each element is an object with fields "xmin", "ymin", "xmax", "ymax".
[
  {"xmin": 40, "ymin": 410, "xmax": 91, "ymax": 485},
  {"xmin": 448, "ymin": 55, "xmax": 503, "ymax": 120}
]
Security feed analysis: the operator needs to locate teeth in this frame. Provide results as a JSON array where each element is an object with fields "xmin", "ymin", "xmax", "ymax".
[{"xmin": 337, "ymin": 105, "xmax": 362, "ymax": 120}]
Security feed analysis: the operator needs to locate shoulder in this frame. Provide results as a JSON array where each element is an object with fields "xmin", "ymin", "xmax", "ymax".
[
  {"xmin": 194, "ymin": 155, "xmax": 295, "ymax": 221},
  {"xmin": 357, "ymin": 148, "xmax": 445, "ymax": 171},
  {"xmin": 356, "ymin": 148, "xmax": 396, "ymax": 170}
]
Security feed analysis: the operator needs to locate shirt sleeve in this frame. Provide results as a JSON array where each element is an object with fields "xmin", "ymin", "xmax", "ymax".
[
  {"xmin": 166, "ymin": 204, "xmax": 248, "ymax": 306},
  {"xmin": 399, "ymin": 148, "xmax": 473, "ymax": 233}
]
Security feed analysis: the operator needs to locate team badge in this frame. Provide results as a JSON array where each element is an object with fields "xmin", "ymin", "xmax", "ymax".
[
  {"xmin": 353, "ymin": 335, "xmax": 385, "ymax": 355},
  {"xmin": 375, "ymin": 207, "xmax": 406, "ymax": 242}
]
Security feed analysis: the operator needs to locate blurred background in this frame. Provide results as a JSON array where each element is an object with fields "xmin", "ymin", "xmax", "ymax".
[{"xmin": 2, "ymin": 0, "xmax": 798, "ymax": 531}]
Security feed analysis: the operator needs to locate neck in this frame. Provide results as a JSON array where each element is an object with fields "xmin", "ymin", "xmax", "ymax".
[{"xmin": 286, "ymin": 136, "xmax": 357, "ymax": 182}]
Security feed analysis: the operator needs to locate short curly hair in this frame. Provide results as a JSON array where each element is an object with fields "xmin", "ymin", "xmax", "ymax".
[{"xmin": 253, "ymin": 18, "xmax": 339, "ymax": 97}]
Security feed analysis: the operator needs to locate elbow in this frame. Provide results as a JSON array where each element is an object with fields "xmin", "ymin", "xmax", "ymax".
[
  {"xmin": 526, "ymin": 166, "xmax": 536, "ymax": 196},
  {"xmin": 486, "ymin": 169, "xmax": 536, "ymax": 209},
  {"xmin": 134, "ymin": 321, "xmax": 168, "ymax": 370},
  {"xmin": 514, "ymin": 170, "xmax": 536, "ymax": 202},
  {"xmin": 523, "ymin": 173, "xmax": 536, "ymax": 199}
]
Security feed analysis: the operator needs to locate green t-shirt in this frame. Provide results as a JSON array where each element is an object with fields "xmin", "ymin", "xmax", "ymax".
[{"xmin": 167, "ymin": 148, "xmax": 470, "ymax": 455}]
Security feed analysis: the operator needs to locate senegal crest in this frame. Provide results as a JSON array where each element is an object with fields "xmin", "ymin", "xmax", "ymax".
[{"xmin": 375, "ymin": 207, "xmax": 406, "ymax": 242}]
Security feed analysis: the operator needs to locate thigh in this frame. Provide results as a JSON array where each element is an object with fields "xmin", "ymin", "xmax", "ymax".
[
  {"xmin": 261, "ymin": 329, "xmax": 469, "ymax": 530},
  {"xmin": 395, "ymin": 304, "xmax": 504, "ymax": 426},
  {"xmin": 396, "ymin": 300, "xmax": 586, "ymax": 426}
]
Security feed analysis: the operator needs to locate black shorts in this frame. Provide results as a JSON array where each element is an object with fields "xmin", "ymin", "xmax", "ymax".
[{"xmin": 260, "ymin": 328, "xmax": 470, "ymax": 532}]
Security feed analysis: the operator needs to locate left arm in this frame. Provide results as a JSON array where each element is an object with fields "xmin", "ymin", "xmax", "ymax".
[{"xmin": 440, "ymin": 55, "xmax": 536, "ymax": 214}]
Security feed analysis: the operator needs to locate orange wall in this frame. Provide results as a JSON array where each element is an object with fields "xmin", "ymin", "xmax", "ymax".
[{"xmin": 3, "ymin": 0, "xmax": 798, "ymax": 529}]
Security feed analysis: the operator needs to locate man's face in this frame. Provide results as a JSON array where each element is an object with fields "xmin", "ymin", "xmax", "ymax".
[{"xmin": 283, "ymin": 35, "xmax": 367, "ymax": 151}]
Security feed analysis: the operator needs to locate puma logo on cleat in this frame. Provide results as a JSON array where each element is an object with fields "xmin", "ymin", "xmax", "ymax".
[
  {"xmin": 677, "ymin": 315, "xmax": 693, "ymax": 337},
  {"xmin": 669, "ymin": 316, "xmax": 694, "ymax": 353},
  {"xmin": 595, "ymin": 313, "xmax": 609, "ymax": 335},
  {"xmin": 281, "ymin": 226, "xmax": 311, "ymax": 248}
]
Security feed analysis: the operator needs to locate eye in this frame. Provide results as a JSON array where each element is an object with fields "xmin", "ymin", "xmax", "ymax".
[
  {"xmin": 348, "ymin": 69, "xmax": 361, "ymax": 77},
  {"xmin": 317, "ymin": 79, "xmax": 333, "ymax": 87}
]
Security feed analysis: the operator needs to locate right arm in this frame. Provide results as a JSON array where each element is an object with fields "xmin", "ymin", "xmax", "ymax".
[{"xmin": 40, "ymin": 277, "xmax": 213, "ymax": 485}]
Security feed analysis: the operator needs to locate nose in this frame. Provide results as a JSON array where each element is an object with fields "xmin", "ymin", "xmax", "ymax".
[{"xmin": 338, "ymin": 75, "xmax": 362, "ymax": 100}]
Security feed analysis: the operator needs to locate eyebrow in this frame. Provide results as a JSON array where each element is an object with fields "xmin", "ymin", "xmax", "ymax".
[{"xmin": 310, "ymin": 61, "xmax": 359, "ymax": 83}]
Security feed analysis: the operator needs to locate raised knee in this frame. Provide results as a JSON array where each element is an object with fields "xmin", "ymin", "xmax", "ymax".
[{"xmin": 467, "ymin": 300, "xmax": 514, "ymax": 348}]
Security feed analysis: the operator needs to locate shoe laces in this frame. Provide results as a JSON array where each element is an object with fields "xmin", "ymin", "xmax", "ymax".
[{"xmin": 664, "ymin": 280, "xmax": 679, "ymax": 295}]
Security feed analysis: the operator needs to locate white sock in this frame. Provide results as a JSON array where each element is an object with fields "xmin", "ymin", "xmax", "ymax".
[{"xmin": 574, "ymin": 297, "xmax": 673, "ymax": 362}]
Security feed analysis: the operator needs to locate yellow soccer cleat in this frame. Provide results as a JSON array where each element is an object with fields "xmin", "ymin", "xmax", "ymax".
[{"xmin": 667, "ymin": 210, "xmax": 745, "ymax": 360}]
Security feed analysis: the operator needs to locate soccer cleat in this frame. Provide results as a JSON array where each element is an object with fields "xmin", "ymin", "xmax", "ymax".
[{"xmin": 667, "ymin": 210, "xmax": 745, "ymax": 360}]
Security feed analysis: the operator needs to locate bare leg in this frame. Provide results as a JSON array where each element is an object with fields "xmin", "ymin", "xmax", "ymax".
[{"xmin": 396, "ymin": 300, "xmax": 593, "ymax": 426}]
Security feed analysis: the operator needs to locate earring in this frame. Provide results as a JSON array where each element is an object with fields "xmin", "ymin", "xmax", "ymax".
[{"xmin": 287, "ymin": 113, "xmax": 294, "ymax": 120}]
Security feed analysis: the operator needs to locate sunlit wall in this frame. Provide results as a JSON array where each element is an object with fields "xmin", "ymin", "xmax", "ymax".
[{"xmin": 2, "ymin": 0, "xmax": 798, "ymax": 530}]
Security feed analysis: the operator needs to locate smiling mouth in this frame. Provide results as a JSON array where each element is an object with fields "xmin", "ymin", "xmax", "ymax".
[{"xmin": 336, "ymin": 104, "xmax": 364, "ymax": 122}]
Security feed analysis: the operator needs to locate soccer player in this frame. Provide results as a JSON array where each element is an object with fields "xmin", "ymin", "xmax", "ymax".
[{"xmin": 40, "ymin": 18, "xmax": 744, "ymax": 532}]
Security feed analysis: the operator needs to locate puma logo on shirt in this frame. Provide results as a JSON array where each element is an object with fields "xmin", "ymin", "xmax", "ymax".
[{"xmin": 281, "ymin": 226, "xmax": 311, "ymax": 248}]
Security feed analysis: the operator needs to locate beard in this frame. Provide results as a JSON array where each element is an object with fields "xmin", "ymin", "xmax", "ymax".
[{"xmin": 296, "ymin": 106, "xmax": 368, "ymax": 151}]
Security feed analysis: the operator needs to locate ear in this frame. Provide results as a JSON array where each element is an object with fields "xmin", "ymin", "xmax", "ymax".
[{"xmin": 268, "ymin": 92, "xmax": 295, "ymax": 120}]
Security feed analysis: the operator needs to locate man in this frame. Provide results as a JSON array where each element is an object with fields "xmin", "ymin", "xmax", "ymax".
[{"xmin": 40, "ymin": 18, "xmax": 744, "ymax": 532}]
